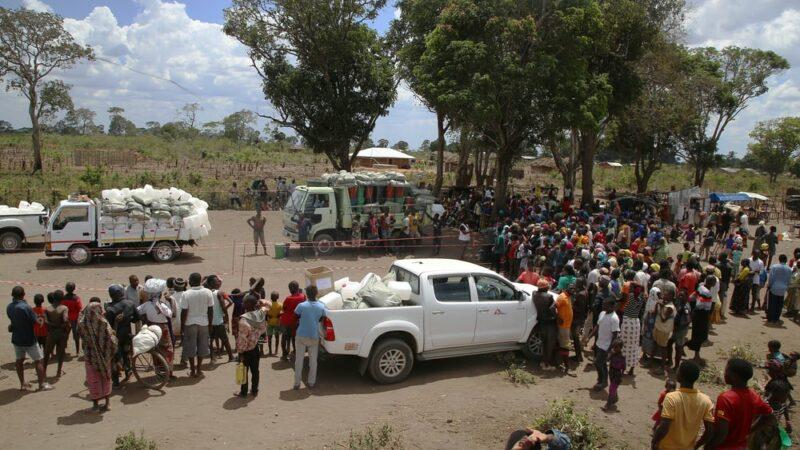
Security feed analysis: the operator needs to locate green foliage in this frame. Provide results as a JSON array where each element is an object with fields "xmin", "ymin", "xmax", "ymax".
[
  {"xmin": 505, "ymin": 361, "xmax": 537, "ymax": 386},
  {"xmin": 746, "ymin": 117, "xmax": 800, "ymax": 182},
  {"xmin": 224, "ymin": 0, "xmax": 396, "ymax": 171},
  {"xmin": 109, "ymin": 115, "xmax": 137, "ymax": 136},
  {"xmin": 79, "ymin": 165, "xmax": 104, "ymax": 186},
  {"xmin": 531, "ymin": 400, "xmax": 607, "ymax": 449},
  {"xmin": 332, "ymin": 424, "xmax": 404, "ymax": 450},
  {"xmin": 716, "ymin": 343, "xmax": 760, "ymax": 366},
  {"xmin": 114, "ymin": 431, "xmax": 157, "ymax": 450},
  {"xmin": 699, "ymin": 363, "xmax": 725, "ymax": 386},
  {"xmin": 222, "ymin": 110, "xmax": 258, "ymax": 143}
]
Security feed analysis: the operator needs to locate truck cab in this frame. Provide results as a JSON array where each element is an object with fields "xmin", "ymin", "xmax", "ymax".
[
  {"xmin": 283, "ymin": 186, "xmax": 341, "ymax": 250},
  {"xmin": 45, "ymin": 199, "xmax": 98, "ymax": 264}
]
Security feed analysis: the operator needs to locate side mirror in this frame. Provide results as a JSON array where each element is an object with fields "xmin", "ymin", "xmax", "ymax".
[{"xmin": 515, "ymin": 290, "xmax": 524, "ymax": 301}]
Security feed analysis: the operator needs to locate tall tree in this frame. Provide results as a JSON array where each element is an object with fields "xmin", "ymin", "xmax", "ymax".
[
  {"xmin": 0, "ymin": 7, "xmax": 91, "ymax": 172},
  {"xmin": 745, "ymin": 117, "xmax": 800, "ymax": 183},
  {"xmin": 179, "ymin": 102, "xmax": 201, "ymax": 129},
  {"xmin": 607, "ymin": 42, "xmax": 692, "ymax": 193},
  {"xmin": 376, "ymin": 138, "xmax": 389, "ymax": 148},
  {"xmin": 392, "ymin": 140, "xmax": 409, "ymax": 151},
  {"xmin": 392, "ymin": 0, "xmax": 451, "ymax": 196},
  {"xmin": 223, "ymin": 109, "xmax": 258, "ymax": 143},
  {"xmin": 65, "ymin": 107, "xmax": 98, "ymax": 135},
  {"xmin": 0, "ymin": 119, "xmax": 12, "ymax": 132},
  {"xmin": 680, "ymin": 46, "xmax": 789, "ymax": 186},
  {"xmin": 224, "ymin": 0, "xmax": 397, "ymax": 171},
  {"xmin": 108, "ymin": 107, "xmax": 136, "ymax": 136}
]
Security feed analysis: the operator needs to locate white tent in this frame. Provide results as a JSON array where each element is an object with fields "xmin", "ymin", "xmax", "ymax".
[
  {"xmin": 739, "ymin": 191, "xmax": 769, "ymax": 201},
  {"xmin": 350, "ymin": 147, "xmax": 416, "ymax": 160},
  {"xmin": 668, "ymin": 186, "xmax": 709, "ymax": 224}
]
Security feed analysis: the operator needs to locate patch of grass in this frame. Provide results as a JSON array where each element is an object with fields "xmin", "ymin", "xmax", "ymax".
[
  {"xmin": 332, "ymin": 424, "xmax": 404, "ymax": 450},
  {"xmin": 114, "ymin": 431, "xmax": 157, "ymax": 450},
  {"xmin": 531, "ymin": 400, "xmax": 607, "ymax": 450},
  {"xmin": 699, "ymin": 363, "xmax": 725, "ymax": 386},
  {"xmin": 716, "ymin": 343, "xmax": 760, "ymax": 366},
  {"xmin": 505, "ymin": 361, "xmax": 537, "ymax": 385}
]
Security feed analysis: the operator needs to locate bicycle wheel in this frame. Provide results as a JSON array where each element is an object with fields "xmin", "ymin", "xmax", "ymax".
[{"xmin": 132, "ymin": 350, "xmax": 170, "ymax": 390}]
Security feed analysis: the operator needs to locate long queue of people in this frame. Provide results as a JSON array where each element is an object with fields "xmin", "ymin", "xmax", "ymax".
[{"xmin": 6, "ymin": 273, "xmax": 326, "ymax": 412}]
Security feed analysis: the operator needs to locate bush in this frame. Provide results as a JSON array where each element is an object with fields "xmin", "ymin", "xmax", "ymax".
[
  {"xmin": 335, "ymin": 424, "xmax": 403, "ymax": 450},
  {"xmin": 717, "ymin": 344, "xmax": 760, "ymax": 366},
  {"xmin": 531, "ymin": 400, "xmax": 607, "ymax": 449},
  {"xmin": 699, "ymin": 364, "xmax": 725, "ymax": 386},
  {"xmin": 115, "ymin": 431, "xmax": 157, "ymax": 450},
  {"xmin": 505, "ymin": 361, "xmax": 536, "ymax": 386}
]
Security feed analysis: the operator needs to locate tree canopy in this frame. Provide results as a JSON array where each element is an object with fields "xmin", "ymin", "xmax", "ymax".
[
  {"xmin": 745, "ymin": 117, "xmax": 800, "ymax": 183},
  {"xmin": 224, "ymin": 0, "xmax": 397, "ymax": 171},
  {"xmin": 0, "ymin": 7, "xmax": 92, "ymax": 172}
]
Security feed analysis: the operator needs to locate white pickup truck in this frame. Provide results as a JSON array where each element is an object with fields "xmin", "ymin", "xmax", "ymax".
[
  {"xmin": 320, "ymin": 259, "xmax": 545, "ymax": 384},
  {"xmin": 0, "ymin": 208, "xmax": 48, "ymax": 251}
]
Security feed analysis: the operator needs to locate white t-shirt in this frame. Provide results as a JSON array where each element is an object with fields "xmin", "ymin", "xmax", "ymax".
[
  {"xmin": 596, "ymin": 311, "xmax": 620, "ymax": 351},
  {"xmin": 137, "ymin": 300, "xmax": 171, "ymax": 324},
  {"xmin": 181, "ymin": 286, "xmax": 214, "ymax": 326},
  {"xmin": 458, "ymin": 224, "xmax": 471, "ymax": 242},
  {"xmin": 635, "ymin": 271, "xmax": 650, "ymax": 290},
  {"xmin": 740, "ymin": 214, "xmax": 749, "ymax": 229},
  {"xmin": 750, "ymin": 258, "xmax": 764, "ymax": 285},
  {"xmin": 587, "ymin": 269, "xmax": 601, "ymax": 286}
]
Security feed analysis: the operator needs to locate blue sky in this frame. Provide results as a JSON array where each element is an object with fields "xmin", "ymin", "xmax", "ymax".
[{"xmin": 1, "ymin": 0, "xmax": 798, "ymax": 155}]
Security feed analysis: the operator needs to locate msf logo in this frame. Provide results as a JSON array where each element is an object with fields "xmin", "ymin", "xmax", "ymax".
[{"xmin": 493, "ymin": 308, "xmax": 507, "ymax": 316}]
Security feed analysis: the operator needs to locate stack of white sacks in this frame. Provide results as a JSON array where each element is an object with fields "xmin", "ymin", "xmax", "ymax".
[
  {"xmin": 0, "ymin": 201, "xmax": 46, "ymax": 215},
  {"xmin": 319, "ymin": 273, "xmax": 412, "ymax": 310},
  {"xmin": 99, "ymin": 185, "xmax": 211, "ymax": 238}
]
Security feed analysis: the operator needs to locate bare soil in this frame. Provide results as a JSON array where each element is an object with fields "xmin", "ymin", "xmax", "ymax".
[{"xmin": 0, "ymin": 211, "xmax": 798, "ymax": 449}]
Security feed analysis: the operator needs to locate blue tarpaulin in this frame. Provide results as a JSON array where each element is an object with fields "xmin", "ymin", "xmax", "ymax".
[{"xmin": 710, "ymin": 192, "xmax": 750, "ymax": 202}]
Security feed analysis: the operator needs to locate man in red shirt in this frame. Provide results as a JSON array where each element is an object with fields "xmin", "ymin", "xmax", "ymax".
[
  {"xmin": 279, "ymin": 280, "xmax": 306, "ymax": 361},
  {"xmin": 708, "ymin": 358, "xmax": 773, "ymax": 449},
  {"xmin": 517, "ymin": 265, "xmax": 540, "ymax": 286}
]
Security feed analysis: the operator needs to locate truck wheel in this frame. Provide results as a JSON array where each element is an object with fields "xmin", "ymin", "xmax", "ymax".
[
  {"xmin": 151, "ymin": 242, "xmax": 177, "ymax": 262},
  {"xmin": 368, "ymin": 338, "xmax": 414, "ymax": 384},
  {"xmin": 0, "ymin": 231, "xmax": 22, "ymax": 251},
  {"xmin": 522, "ymin": 327, "xmax": 543, "ymax": 361},
  {"xmin": 67, "ymin": 244, "xmax": 93, "ymax": 265},
  {"xmin": 314, "ymin": 233, "xmax": 335, "ymax": 256}
]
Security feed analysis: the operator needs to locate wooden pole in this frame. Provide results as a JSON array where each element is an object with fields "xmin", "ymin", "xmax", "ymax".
[{"xmin": 239, "ymin": 242, "xmax": 246, "ymax": 287}]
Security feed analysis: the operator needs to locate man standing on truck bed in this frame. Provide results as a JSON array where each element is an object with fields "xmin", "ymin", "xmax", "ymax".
[{"xmin": 247, "ymin": 210, "xmax": 268, "ymax": 255}]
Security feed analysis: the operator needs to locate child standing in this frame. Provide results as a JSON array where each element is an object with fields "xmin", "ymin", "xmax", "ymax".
[
  {"xmin": 32, "ymin": 294, "xmax": 48, "ymax": 349},
  {"xmin": 266, "ymin": 292, "xmax": 282, "ymax": 356},
  {"xmin": 651, "ymin": 378, "xmax": 677, "ymax": 429},
  {"xmin": 604, "ymin": 339, "xmax": 626, "ymax": 412},
  {"xmin": 748, "ymin": 379, "xmax": 793, "ymax": 449}
]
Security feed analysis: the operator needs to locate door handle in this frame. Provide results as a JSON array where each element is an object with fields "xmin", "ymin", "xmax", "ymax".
[
  {"xmin": 82, "ymin": 232, "xmax": 90, "ymax": 236},
  {"xmin": 431, "ymin": 311, "xmax": 444, "ymax": 315},
  {"xmin": 478, "ymin": 308, "xmax": 490, "ymax": 312}
]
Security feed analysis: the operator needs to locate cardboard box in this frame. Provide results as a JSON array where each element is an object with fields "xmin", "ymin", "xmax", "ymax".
[{"xmin": 305, "ymin": 266, "xmax": 334, "ymax": 296}]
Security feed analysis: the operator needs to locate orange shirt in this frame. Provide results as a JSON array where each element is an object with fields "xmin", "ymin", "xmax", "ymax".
[{"xmin": 555, "ymin": 292, "xmax": 573, "ymax": 329}]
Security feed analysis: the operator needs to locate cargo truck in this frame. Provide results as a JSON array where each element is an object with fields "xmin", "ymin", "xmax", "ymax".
[{"xmin": 282, "ymin": 172, "xmax": 438, "ymax": 256}]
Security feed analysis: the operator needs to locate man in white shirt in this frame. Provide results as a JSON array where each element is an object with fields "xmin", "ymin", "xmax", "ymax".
[
  {"xmin": 180, "ymin": 273, "xmax": 214, "ymax": 377},
  {"xmin": 590, "ymin": 298, "xmax": 620, "ymax": 391},
  {"xmin": 749, "ymin": 254, "xmax": 764, "ymax": 311}
]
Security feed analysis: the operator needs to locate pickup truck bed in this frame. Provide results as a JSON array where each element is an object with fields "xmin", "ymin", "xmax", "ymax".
[{"xmin": 323, "ymin": 306, "xmax": 424, "ymax": 357}]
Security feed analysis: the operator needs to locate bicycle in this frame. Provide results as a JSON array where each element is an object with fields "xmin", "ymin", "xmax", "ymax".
[{"xmin": 132, "ymin": 348, "xmax": 170, "ymax": 390}]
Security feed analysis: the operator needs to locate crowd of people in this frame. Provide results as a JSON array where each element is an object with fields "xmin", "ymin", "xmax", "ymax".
[
  {"xmin": 6, "ymin": 273, "xmax": 327, "ymax": 411},
  {"xmin": 6, "ymin": 184, "xmax": 800, "ymax": 448}
]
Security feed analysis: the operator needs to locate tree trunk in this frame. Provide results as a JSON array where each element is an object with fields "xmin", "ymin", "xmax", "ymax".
[
  {"xmin": 474, "ymin": 147, "xmax": 484, "ymax": 187},
  {"xmin": 693, "ymin": 164, "xmax": 705, "ymax": 187},
  {"xmin": 492, "ymin": 149, "xmax": 514, "ymax": 219},
  {"xmin": 455, "ymin": 135, "xmax": 472, "ymax": 187},
  {"xmin": 579, "ymin": 130, "xmax": 596, "ymax": 207},
  {"xmin": 433, "ymin": 111, "xmax": 446, "ymax": 196},
  {"xmin": 28, "ymin": 87, "xmax": 42, "ymax": 173}
]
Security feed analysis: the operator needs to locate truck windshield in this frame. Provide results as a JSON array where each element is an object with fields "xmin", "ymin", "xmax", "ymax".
[
  {"xmin": 285, "ymin": 190, "xmax": 306, "ymax": 215},
  {"xmin": 385, "ymin": 265, "xmax": 420, "ymax": 295},
  {"xmin": 51, "ymin": 206, "xmax": 88, "ymax": 230}
]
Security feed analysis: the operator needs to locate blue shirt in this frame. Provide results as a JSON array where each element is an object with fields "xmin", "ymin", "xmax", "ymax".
[
  {"xmin": 7, "ymin": 299, "xmax": 36, "ymax": 347},
  {"xmin": 768, "ymin": 263, "xmax": 793, "ymax": 296},
  {"xmin": 294, "ymin": 299, "xmax": 326, "ymax": 338}
]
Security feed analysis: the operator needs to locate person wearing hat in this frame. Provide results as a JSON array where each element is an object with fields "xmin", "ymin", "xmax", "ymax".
[
  {"xmin": 104, "ymin": 284, "xmax": 139, "ymax": 386},
  {"xmin": 137, "ymin": 278, "xmax": 175, "ymax": 375}
]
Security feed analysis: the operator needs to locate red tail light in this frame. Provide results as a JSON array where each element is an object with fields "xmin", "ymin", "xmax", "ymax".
[{"xmin": 323, "ymin": 317, "xmax": 335, "ymax": 341}]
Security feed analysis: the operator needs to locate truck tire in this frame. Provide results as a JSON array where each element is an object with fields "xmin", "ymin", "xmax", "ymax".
[
  {"xmin": 67, "ymin": 244, "xmax": 93, "ymax": 265},
  {"xmin": 368, "ymin": 338, "xmax": 414, "ymax": 384},
  {"xmin": 0, "ymin": 231, "xmax": 22, "ymax": 251},
  {"xmin": 522, "ymin": 327, "xmax": 543, "ymax": 361},
  {"xmin": 151, "ymin": 242, "xmax": 177, "ymax": 262},
  {"xmin": 313, "ymin": 232, "xmax": 335, "ymax": 256}
]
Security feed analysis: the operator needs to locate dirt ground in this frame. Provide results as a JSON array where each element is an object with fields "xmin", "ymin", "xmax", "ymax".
[{"xmin": 1, "ymin": 210, "xmax": 798, "ymax": 449}]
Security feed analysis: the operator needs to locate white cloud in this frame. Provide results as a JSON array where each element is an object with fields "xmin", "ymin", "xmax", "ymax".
[
  {"xmin": 21, "ymin": 0, "xmax": 53, "ymax": 13},
  {"xmin": 687, "ymin": 1, "xmax": 800, "ymax": 156}
]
